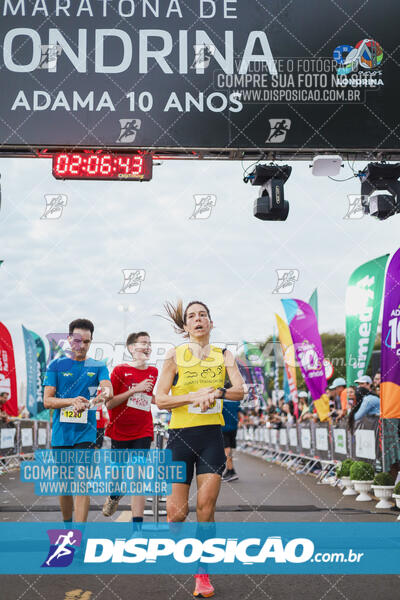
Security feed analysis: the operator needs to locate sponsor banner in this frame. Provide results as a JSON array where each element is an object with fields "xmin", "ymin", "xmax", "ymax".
[
  {"xmin": 0, "ymin": 322, "xmax": 18, "ymax": 416},
  {"xmin": 275, "ymin": 314, "xmax": 298, "ymax": 404},
  {"xmin": 29, "ymin": 329, "xmax": 47, "ymax": 414},
  {"xmin": 281, "ymin": 299, "xmax": 329, "ymax": 421},
  {"xmin": 0, "ymin": 522, "xmax": 398, "ymax": 574},
  {"xmin": 0, "ymin": 2, "xmax": 398, "ymax": 153},
  {"xmin": 309, "ymin": 289, "xmax": 319, "ymax": 324},
  {"xmin": 22, "ymin": 325, "xmax": 39, "ymax": 417},
  {"xmin": 346, "ymin": 255, "xmax": 388, "ymax": 387},
  {"xmin": 381, "ymin": 248, "xmax": 400, "ymax": 417}
]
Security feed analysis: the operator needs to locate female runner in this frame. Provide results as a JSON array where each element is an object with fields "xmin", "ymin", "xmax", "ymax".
[{"xmin": 156, "ymin": 300, "xmax": 244, "ymax": 598}]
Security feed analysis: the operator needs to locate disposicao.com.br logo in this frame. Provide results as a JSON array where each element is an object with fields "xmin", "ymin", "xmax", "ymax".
[{"xmin": 82, "ymin": 535, "xmax": 363, "ymax": 566}]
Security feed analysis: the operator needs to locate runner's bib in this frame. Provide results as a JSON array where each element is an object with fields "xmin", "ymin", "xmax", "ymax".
[
  {"xmin": 188, "ymin": 398, "xmax": 222, "ymax": 415},
  {"xmin": 59, "ymin": 406, "xmax": 88, "ymax": 424},
  {"xmin": 127, "ymin": 393, "xmax": 151, "ymax": 412}
]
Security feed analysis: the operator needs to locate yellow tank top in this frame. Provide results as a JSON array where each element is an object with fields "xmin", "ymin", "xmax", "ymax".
[{"xmin": 169, "ymin": 344, "xmax": 226, "ymax": 429}]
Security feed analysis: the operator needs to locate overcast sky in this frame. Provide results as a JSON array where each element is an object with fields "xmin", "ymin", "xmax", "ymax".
[{"xmin": 1, "ymin": 156, "xmax": 399, "ymax": 389}]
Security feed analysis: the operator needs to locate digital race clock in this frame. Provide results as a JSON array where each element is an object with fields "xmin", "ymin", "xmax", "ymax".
[{"xmin": 52, "ymin": 152, "xmax": 152, "ymax": 181}]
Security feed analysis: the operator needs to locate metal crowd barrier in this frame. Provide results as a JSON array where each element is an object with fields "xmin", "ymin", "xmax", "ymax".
[
  {"xmin": 0, "ymin": 419, "xmax": 50, "ymax": 471},
  {"xmin": 237, "ymin": 416, "xmax": 384, "ymax": 480},
  {"xmin": 150, "ymin": 423, "xmax": 169, "ymax": 523}
]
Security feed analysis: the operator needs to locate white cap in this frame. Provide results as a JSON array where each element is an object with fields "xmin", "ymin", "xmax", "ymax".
[
  {"xmin": 298, "ymin": 391, "xmax": 308, "ymax": 398},
  {"xmin": 354, "ymin": 375, "xmax": 372, "ymax": 384},
  {"xmin": 329, "ymin": 377, "xmax": 346, "ymax": 389}
]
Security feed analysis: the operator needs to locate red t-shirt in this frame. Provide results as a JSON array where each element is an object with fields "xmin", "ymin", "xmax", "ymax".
[
  {"xmin": 96, "ymin": 406, "xmax": 109, "ymax": 429},
  {"xmin": 106, "ymin": 364, "xmax": 158, "ymax": 441}
]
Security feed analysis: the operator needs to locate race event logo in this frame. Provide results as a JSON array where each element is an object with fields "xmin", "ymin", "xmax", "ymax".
[
  {"xmin": 272, "ymin": 269, "xmax": 299, "ymax": 294},
  {"xmin": 119, "ymin": 269, "xmax": 146, "ymax": 294},
  {"xmin": 191, "ymin": 43, "xmax": 216, "ymax": 70},
  {"xmin": 42, "ymin": 529, "xmax": 82, "ymax": 568},
  {"xmin": 41, "ymin": 194, "xmax": 68, "ymax": 220},
  {"xmin": 333, "ymin": 39, "xmax": 384, "ymax": 86},
  {"xmin": 189, "ymin": 194, "xmax": 217, "ymax": 219},
  {"xmin": 38, "ymin": 44, "xmax": 62, "ymax": 70},
  {"xmin": 344, "ymin": 195, "xmax": 365, "ymax": 220},
  {"xmin": 116, "ymin": 119, "xmax": 142, "ymax": 144},
  {"xmin": 267, "ymin": 119, "xmax": 291, "ymax": 143}
]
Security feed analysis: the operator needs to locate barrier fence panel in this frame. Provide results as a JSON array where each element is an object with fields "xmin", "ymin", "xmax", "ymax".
[
  {"xmin": 18, "ymin": 421, "xmax": 35, "ymax": 455},
  {"xmin": 270, "ymin": 428, "xmax": 279, "ymax": 453},
  {"xmin": 331, "ymin": 420, "xmax": 349, "ymax": 462},
  {"xmin": 352, "ymin": 416, "xmax": 382, "ymax": 471},
  {"xmin": 0, "ymin": 422, "xmax": 17, "ymax": 458},
  {"xmin": 278, "ymin": 427, "xmax": 289, "ymax": 454},
  {"xmin": 299, "ymin": 423, "xmax": 314, "ymax": 457},
  {"xmin": 35, "ymin": 421, "xmax": 50, "ymax": 449},
  {"xmin": 287, "ymin": 425, "xmax": 300, "ymax": 455},
  {"xmin": 312, "ymin": 422, "xmax": 332, "ymax": 462}
]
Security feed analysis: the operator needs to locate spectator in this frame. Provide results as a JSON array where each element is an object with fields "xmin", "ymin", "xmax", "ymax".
[
  {"xmin": 267, "ymin": 406, "xmax": 282, "ymax": 429},
  {"xmin": 298, "ymin": 392, "xmax": 312, "ymax": 422},
  {"xmin": 280, "ymin": 401, "xmax": 296, "ymax": 425},
  {"xmin": 373, "ymin": 371, "xmax": 381, "ymax": 396},
  {"xmin": 0, "ymin": 392, "xmax": 10, "ymax": 423},
  {"xmin": 347, "ymin": 375, "xmax": 379, "ymax": 433},
  {"xmin": 329, "ymin": 377, "xmax": 347, "ymax": 419},
  {"xmin": 346, "ymin": 386, "xmax": 357, "ymax": 411},
  {"xmin": 257, "ymin": 408, "xmax": 266, "ymax": 426}
]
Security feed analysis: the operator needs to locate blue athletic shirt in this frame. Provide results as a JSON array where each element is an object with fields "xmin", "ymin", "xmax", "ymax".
[
  {"xmin": 44, "ymin": 356, "xmax": 110, "ymax": 447},
  {"xmin": 222, "ymin": 400, "xmax": 242, "ymax": 432}
]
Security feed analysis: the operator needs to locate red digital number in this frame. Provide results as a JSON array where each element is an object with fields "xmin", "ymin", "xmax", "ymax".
[
  {"xmin": 100, "ymin": 154, "xmax": 112, "ymax": 175},
  {"xmin": 69, "ymin": 153, "xmax": 83, "ymax": 175},
  {"xmin": 55, "ymin": 154, "xmax": 69, "ymax": 175},
  {"xmin": 131, "ymin": 156, "xmax": 144, "ymax": 175},
  {"xmin": 117, "ymin": 156, "xmax": 130, "ymax": 174},
  {"xmin": 87, "ymin": 154, "xmax": 100, "ymax": 175}
]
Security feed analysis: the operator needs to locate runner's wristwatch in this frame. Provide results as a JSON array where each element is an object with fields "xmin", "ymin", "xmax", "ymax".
[{"xmin": 218, "ymin": 387, "xmax": 227, "ymax": 399}]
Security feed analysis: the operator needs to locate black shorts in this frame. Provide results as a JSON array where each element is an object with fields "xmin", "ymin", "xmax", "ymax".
[
  {"xmin": 111, "ymin": 437, "xmax": 152, "ymax": 450},
  {"xmin": 223, "ymin": 429, "xmax": 237, "ymax": 449},
  {"xmin": 167, "ymin": 425, "xmax": 226, "ymax": 485}
]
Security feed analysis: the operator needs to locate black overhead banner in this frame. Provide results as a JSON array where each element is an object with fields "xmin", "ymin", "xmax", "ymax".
[{"xmin": 0, "ymin": 0, "xmax": 397, "ymax": 154}]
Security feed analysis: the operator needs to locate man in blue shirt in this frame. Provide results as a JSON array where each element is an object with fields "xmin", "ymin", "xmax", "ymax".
[
  {"xmin": 44, "ymin": 318, "xmax": 112, "ymax": 522},
  {"xmin": 222, "ymin": 399, "xmax": 243, "ymax": 482}
]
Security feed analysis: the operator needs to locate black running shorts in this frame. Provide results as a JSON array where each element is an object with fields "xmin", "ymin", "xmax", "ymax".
[
  {"xmin": 166, "ymin": 425, "xmax": 226, "ymax": 485},
  {"xmin": 222, "ymin": 429, "xmax": 237, "ymax": 449}
]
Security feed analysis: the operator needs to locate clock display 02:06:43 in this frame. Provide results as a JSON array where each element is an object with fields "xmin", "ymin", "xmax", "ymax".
[{"xmin": 52, "ymin": 152, "xmax": 153, "ymax": 180}]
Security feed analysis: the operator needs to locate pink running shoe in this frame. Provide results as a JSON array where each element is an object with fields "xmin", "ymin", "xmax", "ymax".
[{"xmin": 193, "ymin": 574, "xmax": 215, "ymax": 597}]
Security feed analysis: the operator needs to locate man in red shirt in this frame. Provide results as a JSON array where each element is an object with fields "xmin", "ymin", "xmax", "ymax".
[{"xmin": 103, "ymin": 332, "xmax": 158, "ymax": 528}]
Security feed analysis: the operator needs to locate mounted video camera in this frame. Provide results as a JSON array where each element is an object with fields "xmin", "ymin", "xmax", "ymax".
[{"xmin": 360, "ymin": 162, "xmax": 400, "ymax": 221}]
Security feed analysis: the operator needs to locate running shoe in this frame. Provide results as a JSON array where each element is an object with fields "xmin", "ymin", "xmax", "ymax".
[
  {"xmin": 193, "ymin": 574, "xmax": 215, "ymax": 597},
  {"xmin": 221, "ymin": 470, "xmax": 231, "ymax": 481},
  {"xmin": 102, "ymin": 496, "xmax": 121, "ymax": 517},
  {"xmin": 223, "ymin": 470, "xmax": 239, "ymax": 482}
]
